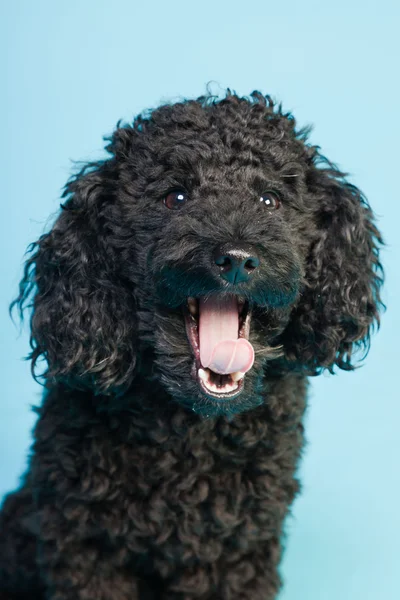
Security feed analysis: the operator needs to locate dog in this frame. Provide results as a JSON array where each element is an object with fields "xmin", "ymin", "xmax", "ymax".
[{"xmin": 0, "ymin": 90, "xmax": 384, "ymax": 599}]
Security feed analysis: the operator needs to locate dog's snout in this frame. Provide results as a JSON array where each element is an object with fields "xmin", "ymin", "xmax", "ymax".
[{"xmin": 213, "ymin": 243, "xmax": 260, "ymax": 284}]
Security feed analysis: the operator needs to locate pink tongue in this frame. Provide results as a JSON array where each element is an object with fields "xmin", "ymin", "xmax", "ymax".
[{"xmin": 199, "ymin": 296, "xmax": 254, "ymax": 375}]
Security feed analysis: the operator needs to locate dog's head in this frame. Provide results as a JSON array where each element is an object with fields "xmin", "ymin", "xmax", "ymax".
[{"xmin": 14, "ymin": 91, "xmax": 384, "ymax": 419}]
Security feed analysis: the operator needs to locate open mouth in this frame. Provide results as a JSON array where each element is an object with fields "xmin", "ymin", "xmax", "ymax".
[{"xmin": 183, "ymin": 296, "xmax": 253, "ymax": 400}]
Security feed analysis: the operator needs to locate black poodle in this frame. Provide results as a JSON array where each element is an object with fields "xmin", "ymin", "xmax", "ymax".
[{"xmin": 0, "ymin": 90, "xmax": 384, "ymax": 600}]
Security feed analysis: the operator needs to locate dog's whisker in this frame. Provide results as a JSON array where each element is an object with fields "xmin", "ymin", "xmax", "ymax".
[{"xmin": 254, "ymin": 345, "xmax": 285, "ymax": 356}]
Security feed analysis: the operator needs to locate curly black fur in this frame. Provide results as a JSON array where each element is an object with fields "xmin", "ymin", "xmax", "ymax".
[{"xmin": 0, "ymin": 90, "xmax": 384, "ymax": 600}]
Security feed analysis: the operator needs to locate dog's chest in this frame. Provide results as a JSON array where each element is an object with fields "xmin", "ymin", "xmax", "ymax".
[{"xmin": 123, "ymin": 433, "xmax": 283, "ymax": 572}]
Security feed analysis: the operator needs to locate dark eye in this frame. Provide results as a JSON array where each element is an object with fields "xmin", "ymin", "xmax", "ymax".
[
  {"xmin": 163, "ymin": 189, "xmax": 188, "ymax": 210},
  {"xmin": 259, "ymin": 190, "xmax": 281, "ymax": 210}
]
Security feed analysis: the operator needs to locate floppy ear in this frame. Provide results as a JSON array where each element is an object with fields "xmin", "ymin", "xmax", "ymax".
[
  {"xmin": 12, "ymin": 157, "xmax": 138, "ymax": 395},
  {"xmin": 282, "ymin": 149, "xmax": 385, "ymax": 374}
]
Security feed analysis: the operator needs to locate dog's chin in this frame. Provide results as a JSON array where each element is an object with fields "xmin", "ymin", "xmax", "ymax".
[
  {"xmin": 164, "ymin": 362, "xmax": 266, "ymax": 421},
  {"xmin": 152, "ymin": 366, "xmax": 259, "ymax": 420},
  {"xmin": 191, "ymin": 370, "xmax": 265, "ymax": 420}
]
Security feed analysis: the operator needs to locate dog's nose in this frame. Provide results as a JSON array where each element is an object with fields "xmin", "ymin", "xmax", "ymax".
[{"xmin": 213, "ymin": 243, "xmax": 260, "ymax": 284}]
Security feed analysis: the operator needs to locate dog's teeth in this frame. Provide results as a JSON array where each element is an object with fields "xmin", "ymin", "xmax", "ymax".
[
  {"xmin": 187, "ymin": 297, "xmax": 198, "ymax": 316},
  {"xmin": 237, "ymin": 298, "xmax": 246, "ymax": 315},
  {"xmin": 198, "ymin": 368, "xmax": 208, "ymax": 381},
  {"xmin": 198, "ymin": 368, "xmax": 240, "ymax": 393},
  {"xmin": 231, "ymin": 371, "xmax": 245, "ymax": 382}
]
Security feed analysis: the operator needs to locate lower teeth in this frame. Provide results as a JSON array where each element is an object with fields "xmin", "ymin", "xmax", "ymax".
[
  {"xmin": 198, "ymin": 368, "xmax": 243, "ymax": 393},
  {"xmin": 231, "ymin": 371, "xmax": 245, "ymax": 382}
]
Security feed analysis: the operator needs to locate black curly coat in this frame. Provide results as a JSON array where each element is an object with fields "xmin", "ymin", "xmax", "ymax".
[{"xmin": 0, "ymin": 90, "xmax": 384, "ymax": 600}]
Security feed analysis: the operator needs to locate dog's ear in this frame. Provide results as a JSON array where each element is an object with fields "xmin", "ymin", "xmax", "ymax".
[
  {"xmin": 12, "ymin": 157, "xmax": 138, "ymax": 395},
  {"xmin": 282, "ymin": 149, "xmax": 384, "ymax": 374}
]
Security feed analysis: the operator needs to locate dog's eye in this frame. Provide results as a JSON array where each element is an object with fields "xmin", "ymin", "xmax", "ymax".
[
  {"xmin": 259, "ymin": 190, "xmax": 281, "ymax": 210},
  {"xmin": 163, "ymin": 189, "xmax": 188, "ymax": 210}
]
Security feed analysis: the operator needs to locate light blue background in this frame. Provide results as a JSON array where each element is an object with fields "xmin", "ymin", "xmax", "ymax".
[{"xmin": 1, "ymin": 1, "xmax": 398, "ymax": 598}]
